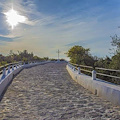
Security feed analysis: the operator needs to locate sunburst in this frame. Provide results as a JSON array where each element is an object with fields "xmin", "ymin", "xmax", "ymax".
[{"xmin": 4, "ymin": 9, "xmax": 26, "ymax": 29}]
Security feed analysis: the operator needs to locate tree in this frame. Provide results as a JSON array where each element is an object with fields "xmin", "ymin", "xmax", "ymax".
[
  {"xmin": 111, "ymin": 34, "xmax": 120, "ymax": 53},
  {"xmin": 66, "ymin": 45, "xmax": 94, "ymax": 66},
  {"xmin": 110, "ymin": 35, "xmax": 120, "ymax": 69},
  {"xmin": 94, "ymin": 56, "xmax": 111, "ymax": 68},
  {"xmin": 110, "ymin": 52, "xmax": 120, "ymax": 69},
  {"xmin": 0, "ymin": 50, "xmax": 49, "ymax": 66}
]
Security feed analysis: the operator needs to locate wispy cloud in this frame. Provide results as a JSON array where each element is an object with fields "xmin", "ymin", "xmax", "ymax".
[
  {"xmin": 0, "ymin": 34, "xmax": 18, "ymax": 38},
  {"xmin": 65, "ymin": 41, "xmax": 86, "ymax": 47},
  {"xmin": 0, "ymin": 36, "xmax": 13, "ymax": 42}
]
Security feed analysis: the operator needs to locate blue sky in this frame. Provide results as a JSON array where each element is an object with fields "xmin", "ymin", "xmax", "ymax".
[{"xmin": 0, "ymin": 0, "xmax": 120, "ymax": 59}]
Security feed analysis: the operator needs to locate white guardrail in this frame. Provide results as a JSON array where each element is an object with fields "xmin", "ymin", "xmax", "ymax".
[
  {"xmin": 66, "ymin": 62, "xmax": 120, "ymax": 106},
  {"xmin": 0, "ymin": 61, "xmax": 51, "ymax": 97}
]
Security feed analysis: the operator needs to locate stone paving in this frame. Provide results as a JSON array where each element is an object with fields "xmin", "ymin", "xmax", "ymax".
[{"xmin": 0, "ymin": 62, "xmax": 120, "ymax": 120}]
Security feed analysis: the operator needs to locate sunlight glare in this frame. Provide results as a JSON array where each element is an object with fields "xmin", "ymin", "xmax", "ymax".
[{"xmin": 4, "ymin": 9, "xmax": 26, "ymax": 29}]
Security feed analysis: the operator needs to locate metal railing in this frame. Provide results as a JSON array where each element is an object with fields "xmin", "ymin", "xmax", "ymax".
[{"xmin": 68, "ymin": 62, "xmax": 120, "ymax": 83}]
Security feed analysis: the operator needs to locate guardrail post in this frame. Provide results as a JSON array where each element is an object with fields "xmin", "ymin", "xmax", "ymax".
[
  {"xmin": 16, "ymin": 64, "xmax": 17, "ymax": 68},
  {"xmin": 1, "ymin": 68, "xmax": 6, "ymax": 79},
  {"xmin": 67, "ymin": 63, "xmax": 69, "ymax": 66},
  {"xmin": 12, "ymin": 65, "xmax": 14, "ymax": 70},
  {"xmin": 7, "ymin": 66, "xmax": 10, "ymax": 74},
  {"xmin": 18, "ymin": 62, "xmax": 21, "ymax": 67},
  {"xmin": 92, "ymin": 70, "xmax": 96, "ymax": 80},
  {"xmin": 78, "ymin": 67, "xmax": 81, "ymax": 74}
]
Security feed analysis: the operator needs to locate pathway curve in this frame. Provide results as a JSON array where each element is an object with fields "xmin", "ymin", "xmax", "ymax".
[{"xmin": 0, "ymin": 62, "xmax": 120, "ymax": 120}]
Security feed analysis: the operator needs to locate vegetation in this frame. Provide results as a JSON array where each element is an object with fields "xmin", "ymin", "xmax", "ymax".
[
  {"xmin": 111, "ymin": 34, "xmax": 120, "ymax": 54},
  {"xmin": 66, "ymin": 35, "xmax": 120, "ymax": 84},
  {"xmin": 0, "ymin": 50, "xmax": 48, "ymax": 66},
  {"xmin": 67, "ymin": 35, "xmax": 120, "ymax": 69},
  {"xmin": 67, "ymin": 46, "xmax": 94, "ymax": 66}
]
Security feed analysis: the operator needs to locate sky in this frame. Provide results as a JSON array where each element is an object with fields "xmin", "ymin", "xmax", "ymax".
[{"xmin": 0, "ymin": 0, "xmax": 120, "ymax": 59}]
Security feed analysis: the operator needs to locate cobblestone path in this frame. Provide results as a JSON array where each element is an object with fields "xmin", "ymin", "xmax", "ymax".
[{"xmin": 0, "ymin": 62, "xmax": 120, "ymax": 120}]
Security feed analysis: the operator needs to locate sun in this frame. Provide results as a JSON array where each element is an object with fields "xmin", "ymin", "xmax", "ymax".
[{"xmin": 4, "ymin": 9, "xmax": 26, "ymax": 29}]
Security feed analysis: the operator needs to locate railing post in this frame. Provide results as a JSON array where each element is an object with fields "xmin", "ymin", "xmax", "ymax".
[
  {"xmin": 16, "ymin": 64, "xmax": 17, "ymax": 68},
  {"xmin": 17, "ymin": 64, "xmax": 18, "ymax": 68},
  {"xmin": 92, "ymin": 70, "xmax": 96, "ymax": 80},
  {"xmin": 12, "ymin": 65, "xmax": 14, "ymax": 71},
  {"xmin": 18, "ymin": 62, "xmax": 21, "ymax": 67},
  {"xmin": 18, "ymin": 63, "xmax": 20, "ymax": 67},
  {"xmin": 1, "ymin": 68, "xmax": 6, "ymax": 79},
  {"xmin": 78, "ymin": 67, "xmax": 81, "ymax": 74},
  {"xmin": 73, "ymin": 67, "xmax": 75, "ymax": 71},
  {"xmin": 7, "ymin": 66, "xmax": 10, "ymax": 74}
]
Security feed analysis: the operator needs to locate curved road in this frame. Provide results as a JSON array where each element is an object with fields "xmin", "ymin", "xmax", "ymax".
[{"xmin": 0, "ymin": 62, "xmax": 120, "ymax": 120}]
